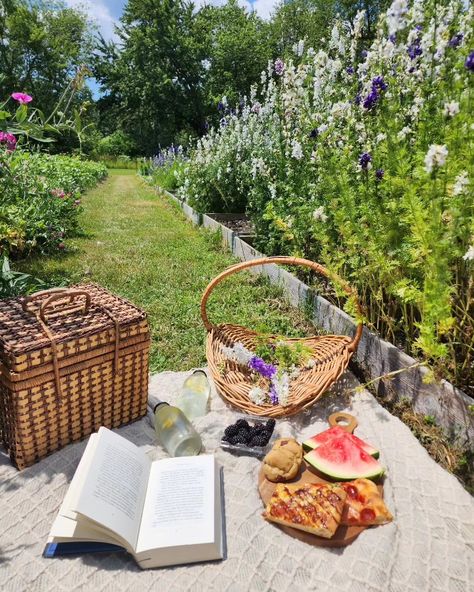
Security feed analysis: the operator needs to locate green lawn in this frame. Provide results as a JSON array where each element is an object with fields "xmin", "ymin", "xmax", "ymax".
[{"xmin": 20, "ymin": 173, "xmax": 314, "ymax": 372}]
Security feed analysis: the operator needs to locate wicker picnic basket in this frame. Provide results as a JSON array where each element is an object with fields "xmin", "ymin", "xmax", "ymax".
[
  {"xmin": 0, "ymin": 284, "xmax": 150, "ymax": 469},
  {"xmin": 201, "ymin": 256, "xmax": 363, "ymax": 418}
]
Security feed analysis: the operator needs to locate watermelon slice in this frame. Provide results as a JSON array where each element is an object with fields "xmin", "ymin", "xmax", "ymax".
[
  {"xmin": 302, "ymin": 425, "xmax": 379, "ymax": 458},
  {"xmin": 304, "ymin": 435, "xmax": 385, "ymax": 481}
]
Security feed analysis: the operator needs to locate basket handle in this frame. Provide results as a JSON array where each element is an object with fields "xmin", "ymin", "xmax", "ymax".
[
  {"xmin": 200, "ymin": 256, "xmax": 363, "ymax": 353},
  {"xmin": 22, "ymin": 288, "xmax": 91, "ymax": 323}
]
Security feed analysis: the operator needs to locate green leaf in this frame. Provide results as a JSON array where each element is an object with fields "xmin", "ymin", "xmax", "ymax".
[
  {"xmin": 0, "ymin": 110, "xmax": 11, "ymax": 120},
  {"xmin": 15, "ymin": 104, "xmax": 27, "ymax": 124}
]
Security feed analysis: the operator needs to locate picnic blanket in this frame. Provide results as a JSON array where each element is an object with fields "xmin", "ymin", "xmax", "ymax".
[{"xmin": 1, "ymin": 369, "xmax": 473, "ymax": 592}]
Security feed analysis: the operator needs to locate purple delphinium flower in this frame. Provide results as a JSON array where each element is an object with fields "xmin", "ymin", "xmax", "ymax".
[
  {"xmin": 448, "ymin": 33, "xmax": 463, "ymax": 48},
  {"xmin": 465, "ymin": 51, "xmax": 474, "ymax": 72},
  {"xmin": 248, "ymin": 356, "xmax": 277, "ymax": 379},
  {"xmin": 407, "ymin": 37, "xmax": 422, "ymax": 60},
  {"xmin": 389, "ymin": 34, "xmax": 396, "ymax": 44},
  {"xmin": 354, "ymin": 93, "xmax": 362, "ymax": 105},
  {"xmin": 361, "ymin": 50, "xmax": 368, "ymax": 58},
  {"xmin": 269, "ymin": 382, "xmax": 279, "ymax": 405},
  {"xmin": 372, "ymin": 75, "xmax": 387, "ymax": 91},
  {"xmin": 309, "ymin": 128, "xmax": 318, "ymax": 139},
  {"xmin": 359, "ymin": 152, "xmax": 372, "ymax": 170},
  {"xmin": 375, "ymin": 168, "xmax": 384, "ymax": 181},
  {"xmin": 346, "ymin": 66, "xmax": 354, "ymax": 75},
  {"xmin": 362, "ymin": 75, "xmax": 387, "ymax": 111},
  {"xmin": 274, "ymin": 58, "xmax": 285, "ymax": 76},
  {"xmin": 363, "ymin": 88, "xmax": 379, "ymax": 110},
  {"xmin": 408, "ymin": 66, "xmax": 416, "ymax": 73},
  {"xmin": 217, "ymin": 101, "xmax": 224, "ymax": 112}
]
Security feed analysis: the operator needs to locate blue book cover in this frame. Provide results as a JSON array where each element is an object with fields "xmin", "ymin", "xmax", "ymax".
[{"xmin": 43, "ymin": 542, "xmax": 125, "ymax": 558}]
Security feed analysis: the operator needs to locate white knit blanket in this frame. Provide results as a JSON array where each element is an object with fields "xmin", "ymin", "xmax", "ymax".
[{"xmin": 1, "ymin": 370, "xmax": 473, "ymax": 592}]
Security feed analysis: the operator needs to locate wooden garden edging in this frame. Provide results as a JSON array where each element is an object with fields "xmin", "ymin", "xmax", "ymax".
[{"xmin": 159, "ymin": 188, "xmax": 474, "ymax": 450}]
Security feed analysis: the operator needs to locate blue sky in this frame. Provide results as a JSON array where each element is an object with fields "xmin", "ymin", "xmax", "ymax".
[{"xmin": 65, "ymin": 0, "xmax": 277, "ymax": 45}]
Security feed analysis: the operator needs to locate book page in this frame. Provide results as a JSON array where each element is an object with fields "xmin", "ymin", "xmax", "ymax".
[
  {"xmin": 74, "ymin": 427, "xmax": 151, "ymax": 549},
  {"xmin": 136, "ymin": 455, "xmax": 216, "ymax": 554}
]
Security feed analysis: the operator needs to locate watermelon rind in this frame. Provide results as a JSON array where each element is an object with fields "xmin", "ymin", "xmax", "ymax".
[
  {"xmin": 304, "ymin": 436, "xmax": 385, "ymax": 481},
  {"xmin": 302, "ymin": 426, "xmax": 380, "ymax": 458}
]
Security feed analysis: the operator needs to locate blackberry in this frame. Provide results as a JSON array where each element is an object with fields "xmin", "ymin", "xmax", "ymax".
[
  {"xmin": 266, "ymin": 418, "xmax": 276, "ymax": 430},
  {"xmin": 229, "ymin": 435, "xmax": 240, "ymax": 445},
  {"xmin": 224, "ymin": 424, "xmax": 239, "ymax": 438},
  {"xmin": 222, "ymin": 433, "xmax": 230, "ymax": 442},
  {"xmin": 260, "ymin": 430, "xmax": 272, "ymax": 445},
  {"xmin": 236, "ymin": 428, "xmax": 251, "ymax": 444},
  {"xmin": 234, "ymin": 432, "xmax": 250, "ymax": 445},
  {"xmin": 236, "ymin": 419, "xmax": 250, "ymax": 430},
  {"xmin": 249, "ymin": 435, "xmax": 268, "ymax": 447},
  {"xmin": 251, "ymin": 421, "xmax": 264, "ymax": 432}
]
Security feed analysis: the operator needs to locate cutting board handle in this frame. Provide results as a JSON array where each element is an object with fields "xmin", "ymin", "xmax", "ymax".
[{"xmin": 328, "ymin": 412, "xmax": 358, "ymax": 434}]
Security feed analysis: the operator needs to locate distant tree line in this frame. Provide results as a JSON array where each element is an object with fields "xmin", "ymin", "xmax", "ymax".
[{"xmin": 0, "ymin": 0, "xmax": 391, "ymax": 156}]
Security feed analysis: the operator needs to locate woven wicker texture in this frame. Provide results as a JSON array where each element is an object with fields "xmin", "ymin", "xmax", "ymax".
[
  {"xmin": 0, "ymin": 285, "xmax": 150, "ymax": 469},
  {"xmin": 201, "ymin": 257, "xmax": 363, "ymax": 418}
]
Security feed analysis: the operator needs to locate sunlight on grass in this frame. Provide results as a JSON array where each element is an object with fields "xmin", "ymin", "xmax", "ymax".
[{"xmin": 20, "ymin": 173, "xmax": 316, "ymax": 372}]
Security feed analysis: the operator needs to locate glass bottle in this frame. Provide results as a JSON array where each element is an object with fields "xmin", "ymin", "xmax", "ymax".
[
  {"xmin": 153, "ymin": 401, "xmax": 202, "ymax": 457},
  {"xmin": 176, "ymin": 370, "xmax": 211, "ymax": 420}
]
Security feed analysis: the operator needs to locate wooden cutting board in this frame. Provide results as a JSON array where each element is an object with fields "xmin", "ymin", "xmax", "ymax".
[{"xmin": 258, "ymin": 412, "xmax": 384, "ymax": 548}]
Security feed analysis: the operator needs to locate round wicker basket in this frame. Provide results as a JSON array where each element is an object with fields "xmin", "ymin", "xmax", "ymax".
[{"xmin": 201, "ymin": 256, "xmax": 363, "ymax": 418}]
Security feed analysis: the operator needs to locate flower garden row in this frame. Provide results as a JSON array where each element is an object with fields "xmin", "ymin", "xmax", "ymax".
[
  {"xmin": 168, "ymin": 0, "xmax": 473, "ymax": 394},
  {"xmin": 1, "ymin": 93, "xmax": 107, "ymax": 258}
]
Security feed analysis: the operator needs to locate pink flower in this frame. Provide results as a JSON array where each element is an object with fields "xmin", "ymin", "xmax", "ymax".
[
  {"xmin": 0, "ymin": 131, "xmax": 17, "ymax": 151},
  {"xmin": 74, "ymin": 199, "xmax": 81, "ymax": 206},
  {"xmin": 51, "ymin": 189, "xmax": 66, "ymax": 198},
  {"xmin": 58, "ymin": 242, "xmax": 66, "ymax": 250},
  {"xmin": 11, "ymin": 92, "xmax": 33, "ymax": 104}
]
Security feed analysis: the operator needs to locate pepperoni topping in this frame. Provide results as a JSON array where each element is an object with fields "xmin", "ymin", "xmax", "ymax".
[
  {"xmin": 345, "ymin": 485, "xmax": 359, "ymax": 499},
  {"xmin": 360, "ymin": 508, "xmax": 376, "ymax": 523}
]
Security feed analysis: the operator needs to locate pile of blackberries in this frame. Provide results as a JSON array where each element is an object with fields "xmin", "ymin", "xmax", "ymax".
[{"xmin": 222, "ymin": 418, "xmax": 276, "ymax": 447}]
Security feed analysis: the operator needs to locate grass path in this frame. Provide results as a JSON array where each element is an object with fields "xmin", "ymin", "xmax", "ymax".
[{"xmin": 21, "ymin": 170, "xmax": 313, "ymax": 372}]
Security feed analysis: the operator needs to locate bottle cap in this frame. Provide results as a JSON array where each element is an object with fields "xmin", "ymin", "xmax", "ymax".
[
  {"xmin": 192, "ymin": 369, "xmax": 208, "ymax": 378},
  {"xmin": 153, "ymin": 402, "xmax": 170, "ymax": 414}
]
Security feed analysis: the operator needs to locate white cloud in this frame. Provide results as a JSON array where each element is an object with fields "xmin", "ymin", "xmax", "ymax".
[{"xmin": 64, "ymin": 0, "xmax": 119, "ymax": 42}]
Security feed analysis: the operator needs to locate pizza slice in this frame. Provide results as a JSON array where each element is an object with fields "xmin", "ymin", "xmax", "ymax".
[
  {"xmin": 262, "ymin": 482, "xmax": 347, "ymax": 538},
  {"xmin": 339, "ymin": 478, "xmax": 393, "ymax": 526}
]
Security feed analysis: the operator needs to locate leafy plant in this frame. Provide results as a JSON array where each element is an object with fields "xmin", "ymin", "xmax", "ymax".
[{"xmin": 0, "ymin": 256, "xmax": 45, "ymax": 299}]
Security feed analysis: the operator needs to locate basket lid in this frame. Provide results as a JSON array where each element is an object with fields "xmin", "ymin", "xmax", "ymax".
[{"xmin": 0, "ymin": 283, "xmax": 147, "ymax": 357}]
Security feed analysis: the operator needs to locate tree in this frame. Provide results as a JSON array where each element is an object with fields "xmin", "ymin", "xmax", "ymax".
[
  {"xmin": 93, "ymin": 0, "xmax": 206, "ymax": 155},
  {"xmin": 0, "ymin": 0, "xmax": 95, "ymax": 117},
  {"xmin": 195, "ymin": 1, "xmax": 273, "ymax": 112}
]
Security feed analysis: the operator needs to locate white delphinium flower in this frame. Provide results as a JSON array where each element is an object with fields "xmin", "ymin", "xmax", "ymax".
[
  {"xmin": 463, "ymin": 246, "xmax": 474, "ymax": 261},
  {"xmin": 289, "ymin": 366, "xmax": 301, "ymax": 380},
  {"xmin": 306, "ymin": 358, "xmax": 316, "ymax": 368},
  {"xmin": 291, "ymin": 140, "xmax": 304, "ymax": 160},
  {"xmin": 221, "ymin": 95, "xmax": 228, "ymax": 107},
  {"xmin": 424, "ymin": 144, "xmax": 448, "ymax": 174},
  {"xmin": 376, "ymin": 133, "xmax": 387, "ymax": 144},
  {"xmin": 397, "ymin": 126, "xmax": 412, "ymax": 140},
  {"xmin": 221, "ymin": 342, "xmax": 254, "ymax": 366},
  {"xmin": 248, "ymin": 386, "xmax": 266, "ymax": 405},
  {"xmin": 387, "ymin": 0, "xmax": 409, "ymax": 36},
  {"xmin": 330, "ymin": 24, "xmax": 339, "ymax": 49},
  {"xmin": 453, "ymin": 172, "xmax": 469, "ymax": 196},
  {"xmin": 272, "ymin": 372, "xmax": 290, "ymax": 407},
  {"xmin": 293, "ymin": 40, "xmax": 304, "ymax": 57},
  {"xmin": 443, "ymin": 102, "xmax": 460, "ymax": 117},
  {"xmin": 313, "ymin": 206, "xmax": 328, "ymax": 222}
]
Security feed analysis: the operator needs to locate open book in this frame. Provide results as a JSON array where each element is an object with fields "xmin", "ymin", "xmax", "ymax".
[{"xmin": 44, "ymin": 427, "xmax": 225, "ymax": 569}]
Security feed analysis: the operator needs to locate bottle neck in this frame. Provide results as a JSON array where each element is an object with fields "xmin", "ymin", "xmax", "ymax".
[{"xmin": 153, "ymin": 401, "xmax": 170, "ymax": 414}]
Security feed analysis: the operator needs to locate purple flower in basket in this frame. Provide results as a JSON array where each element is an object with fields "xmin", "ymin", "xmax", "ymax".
[
  {"xmin": 269, "ymin": 382, "xmax": 279, "ymax": 405},
  {"xmin": 248, "ymin": 356, "xmax": 277, "ymax": 379}
]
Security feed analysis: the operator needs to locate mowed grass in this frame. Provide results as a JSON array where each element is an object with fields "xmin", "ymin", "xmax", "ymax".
[{"xmin": 20, "ymin": 173, "xmax": 315, "ymax": 372}]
